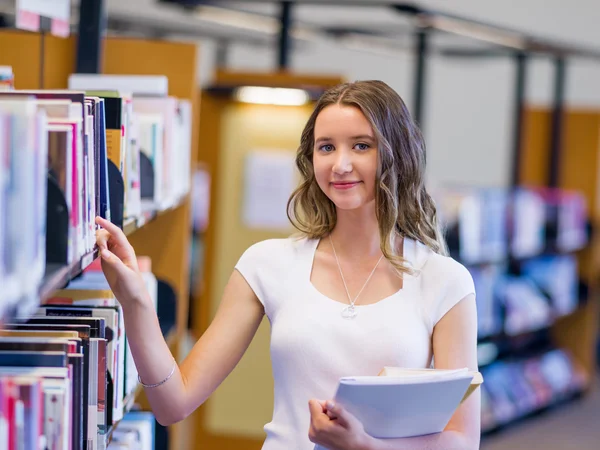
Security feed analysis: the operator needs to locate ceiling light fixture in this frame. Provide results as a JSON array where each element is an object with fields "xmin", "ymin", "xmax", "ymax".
[{"xmin": 234, "ymin": 86, "xmax": 310, "ymax": 106}]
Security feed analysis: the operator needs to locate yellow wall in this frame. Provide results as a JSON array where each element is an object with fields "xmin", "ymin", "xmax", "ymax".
[{"xmin": 204, "ymin": 102, "xmax": 313, "ymax": 437}]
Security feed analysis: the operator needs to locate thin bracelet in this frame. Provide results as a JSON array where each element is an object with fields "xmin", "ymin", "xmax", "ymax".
[{"xmin": 138, "ymin": 360, "xmax": 177, "ymax": 388}]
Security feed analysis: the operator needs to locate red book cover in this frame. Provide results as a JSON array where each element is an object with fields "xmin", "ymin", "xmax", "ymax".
[
  {"xmin": 0, "ymin": 378, "xmax": 11, "ymax": 450},
  {"xmin": 5, "ymin": 377, "xmax": 18, "ymax": 450}
]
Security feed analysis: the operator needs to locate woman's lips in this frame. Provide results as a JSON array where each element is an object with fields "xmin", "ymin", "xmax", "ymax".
[{"xmin": 331, "ymin": 181, "xmax": 361, "ymax": 190}]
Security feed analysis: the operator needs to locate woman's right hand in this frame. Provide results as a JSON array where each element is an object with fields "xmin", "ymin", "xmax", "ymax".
[{"xmin": 95, "ymin": 216, "xmax": 148, "ymax": 307}]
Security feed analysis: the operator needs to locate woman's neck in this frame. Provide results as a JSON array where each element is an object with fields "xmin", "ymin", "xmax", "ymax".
[{"xmin": 329, "ymin": 203, "xmax": 382, "ymax": 259}]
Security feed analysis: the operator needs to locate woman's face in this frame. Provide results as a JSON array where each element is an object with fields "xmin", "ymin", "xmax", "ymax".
[{"xmin": 312, "ymin": 104, "xmax": 378, "ymax": 211}]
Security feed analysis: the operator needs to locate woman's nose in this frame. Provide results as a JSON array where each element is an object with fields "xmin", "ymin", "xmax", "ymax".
[{"xmin": 332, "ymin": 149, "xmax": 352, "ymax": 174}]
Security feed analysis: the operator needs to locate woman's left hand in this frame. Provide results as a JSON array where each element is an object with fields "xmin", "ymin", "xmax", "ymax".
[{"xmin": 308, "ymin": 399, "xmax": 373, "ymax": 450}]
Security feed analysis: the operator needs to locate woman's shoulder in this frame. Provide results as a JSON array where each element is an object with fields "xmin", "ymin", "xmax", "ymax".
[
  {"xmin": 411, "ymin": 240, "xmax": 473, "ymax": 290},
  {"xmin": 411, "ymin": 241, "xmax": 475, "ymax": 327},
  {"xmin": 240, "ymin": 235, "xmax": 315, "ymax": 263},
  {"xmin": 235, "ymin": 236, "xmax": 316, "ymax": 317},
  {"xmin": 425, "ymin": 252, "xmax": 471, "ymax": 282}
]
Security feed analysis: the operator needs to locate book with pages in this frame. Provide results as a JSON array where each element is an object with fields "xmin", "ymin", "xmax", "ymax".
[{"xmin": 325, "ymin": 367, "xmax": 483, "ymax": 441}]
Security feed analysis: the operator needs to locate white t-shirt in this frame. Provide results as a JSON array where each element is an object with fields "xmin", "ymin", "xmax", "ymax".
[{"xmin": 235, "ymin": 236, "xmax": 475, "ymax": 450}]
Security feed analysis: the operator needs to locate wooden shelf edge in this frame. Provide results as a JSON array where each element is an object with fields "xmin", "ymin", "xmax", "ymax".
[
  {"xmin": 34, "ymin": 196, "xmax": 187, "ymax": 305},
  {"xmin": 39, "ymin": 248, "xmax": 99, "ymax": 303},
  {"xmin": 125, "ymin": 194, "xmax": 189, "ymax": 237}
]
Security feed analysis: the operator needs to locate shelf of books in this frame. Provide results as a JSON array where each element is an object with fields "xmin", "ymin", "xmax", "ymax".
[
  {"xmin": 436, "ymin": 186, "xmax": 592, "ymax": 434},
  {"xmin": 0, "ymin": 30, "xmax": 199, "ymax": 450}
]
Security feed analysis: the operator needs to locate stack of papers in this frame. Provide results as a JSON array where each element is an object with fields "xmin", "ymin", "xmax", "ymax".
[{"xmin": 332, "ymin": 367, "xmax": 483, "ymax": 439}]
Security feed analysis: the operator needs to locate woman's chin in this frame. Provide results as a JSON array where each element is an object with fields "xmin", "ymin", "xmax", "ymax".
[{"xmin": 330, "ymin": 197, "xmax": 368, "ymax": 211}]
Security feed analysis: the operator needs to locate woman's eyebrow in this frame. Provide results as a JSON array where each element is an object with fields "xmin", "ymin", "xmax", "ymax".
[{"xmin": 315, "ymin": 135, "xmax": 375, "ymax": 143}]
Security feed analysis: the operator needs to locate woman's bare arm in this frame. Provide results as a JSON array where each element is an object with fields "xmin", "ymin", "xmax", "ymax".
[
  {"xmin": 96, "ymin": 217, "xmax": 264, "ymax": 426},
  {"xmin": 122, "ymin": 270, "xmax": 264, "ymax": 426}
]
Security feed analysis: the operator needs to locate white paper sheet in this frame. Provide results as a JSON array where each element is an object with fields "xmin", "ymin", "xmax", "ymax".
[{"xmin": 242, "ymin": 150, "xmax": 296, "ymax": 230}]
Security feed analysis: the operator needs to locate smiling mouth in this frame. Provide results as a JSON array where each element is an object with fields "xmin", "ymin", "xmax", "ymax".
[{"xmin": 331, "ymin": 181, "xmax": 361, "ymax": 190}]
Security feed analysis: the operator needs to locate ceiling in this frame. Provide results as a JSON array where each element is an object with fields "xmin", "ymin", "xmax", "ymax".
[{"xmin": 0, "ymin": 0, "xmax": 598, "ymax": 60}]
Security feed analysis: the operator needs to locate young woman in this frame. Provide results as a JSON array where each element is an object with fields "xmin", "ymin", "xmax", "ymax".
[{"xmin": 95, "ymin": 80, "xmax": 480, "ymax": 450}]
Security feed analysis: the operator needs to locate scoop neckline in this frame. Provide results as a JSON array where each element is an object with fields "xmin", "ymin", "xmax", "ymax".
[{"xmin": 306, "ymin": 236, "xmax": 414, "ymax": 310}]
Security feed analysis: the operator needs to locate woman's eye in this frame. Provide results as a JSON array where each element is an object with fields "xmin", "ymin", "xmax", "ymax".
[
  {"xmin": 355, "ymin": 143, "xmax": 370, "ymax": 151},
  {"xmin": 319, "ymin": 144, "xmax": 334, "ymax": 152}
]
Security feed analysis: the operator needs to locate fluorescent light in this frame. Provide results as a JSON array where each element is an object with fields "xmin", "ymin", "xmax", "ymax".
[
  {"xmin": 234, "ymin": 86, "xmax": 310, "ymax": 106},
  {"xmin": 338, "ymin": 34, "xmax": 408, "ymax": 57},
  {"xmin": 195, "ymin": 6, "xmax": 279, "ymax": 35},
  {"xmin": 425, "ymin": 16, "xmax": 527, "ymax": 50},
  {"xmin": 195, "ymin": 5, "xmax": 325, "ymax": 42}
]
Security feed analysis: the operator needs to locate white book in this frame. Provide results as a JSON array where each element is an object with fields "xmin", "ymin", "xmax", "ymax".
[
  {"xmin": 86, "ymin": 112, "xmax": 97, "ymax": 252},
  {"xmin": 328, "ymin": 367, "xmax": 482, "ymax": 440},
  {"xmin": 48, "ymin": 107, "xmax": 85, "ymax": 261},
  {"xmin": 512, "ymin": 189, "xmax": 546, "ymax": 258},
  {"xmin": 458, "ymin": 194, "xmax": 482, "ymax": 264},
  {"xmin": 110, "ymin": 429, "xmax": 139, "ymax": 449},
  {"xmin": 71, "ymin": 102, "xmax": 86, "ymax": 259},
  {"xmin": 116, "ymin": 420, "xmax": 153, "ymax": 450},
  {"xmin": 124, "ymin": 98, "xmax": 141, "ymax": 219},
  {"xmin": 31, "ymin": 100, "xmax": 74, "ymax": 263},
  {"xmin": 176, "ymin": 100, "xmax": 192, "ymax": 199},
  {"xmin": 0, "ymin": 111, "xmax": 6, "ymax": 303},
  {"xmin": 125, "ymin": 333, "xmax": 138, "ymax": 403},
  {"xmin": 43, "ymin": 383, "xmax": 69, "ymax": 450},
  {"xmin": 34, "ymin": 108, "xmax": 49, "ymax": 288},
  {"xmin": 9, "ymin": 105, "xmax": 49, "ymax": 319},
  {"xmin": 68, "ymin": 74, "xmax": 169, "ymax": 97},
  {"xmin": 89, "ymin": 338, "xmax": 99, "ymax": 450},
  {"xmin": 47, "ymin": 124, "xmax": 75, "ymax": 263},
  {"xmin": 133, "ymin": 97, "xmax": 178, "ymax": 209},
  {"xmin": 0, "ymin": 99, "xmax": 38, "ymax": 308},
  {"xmin": 0, "ymin": 401, "xmax": 7, "ymax": 450},
  {"xmin": 114, "ymin": 303, "xmax": 126, "ymax": 423},
  {"xmin": 41, "ymin": 379, "xmax": 72, "ymax": 450},
  {"xmin": 137, "ymin": 114, "xmax": 164, "ymax": 207}
]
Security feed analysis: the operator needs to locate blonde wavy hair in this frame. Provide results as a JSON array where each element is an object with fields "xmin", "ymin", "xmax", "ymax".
[{"xmin": 286, "ymin": 80, "xmax": 447, "ymax": 275}]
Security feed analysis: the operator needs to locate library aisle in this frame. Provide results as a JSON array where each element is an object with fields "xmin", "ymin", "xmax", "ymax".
[{"xmin": 2, "ymin": 1, "xmax": 600, "ymax": 449}]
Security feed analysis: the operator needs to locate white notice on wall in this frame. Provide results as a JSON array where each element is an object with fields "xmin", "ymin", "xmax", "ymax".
[{"xmin": 242, "ymin": 150, "xmax": 296, "ymax": 230}]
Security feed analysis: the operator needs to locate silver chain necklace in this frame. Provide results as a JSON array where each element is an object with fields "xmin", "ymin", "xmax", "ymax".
[{"xmin": 329, "ymin": 235, "xmax": 384, "ymax": 319}]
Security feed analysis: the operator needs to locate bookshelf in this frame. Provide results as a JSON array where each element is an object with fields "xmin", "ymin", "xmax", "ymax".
[
  {"xmin": 435, "ymin": 105, "xmax": 600, "ymax": 435},
  {"xmin": 100, "ymin": 388, "xmax": 139, "ymax": 450},
  {"xmin": 520, "ymin": 107, "xmax": 600, "ymax": 377},
  {"xmin": 0, "ymin": 29, "xmax": 200, "ymax": 450},
  {"xmin": 39, "ymin": 249, "xmax": 99, "ymax": 302},
  {"xmin": 100, "ymin": 384, "xmax": 144, "ymax": 450},
  {"xmin": 36, "ymin": 194, "xmax": 189, "ymax": 307},
  {"xmin": 436, "ymin": 184, "xmax": 591, "ymax": 433}
]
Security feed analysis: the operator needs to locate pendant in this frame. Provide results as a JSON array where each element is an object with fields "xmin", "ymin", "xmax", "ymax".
[{"xmin": 341, "ymin": 305, "xmax": 358, "ymax": 320}]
